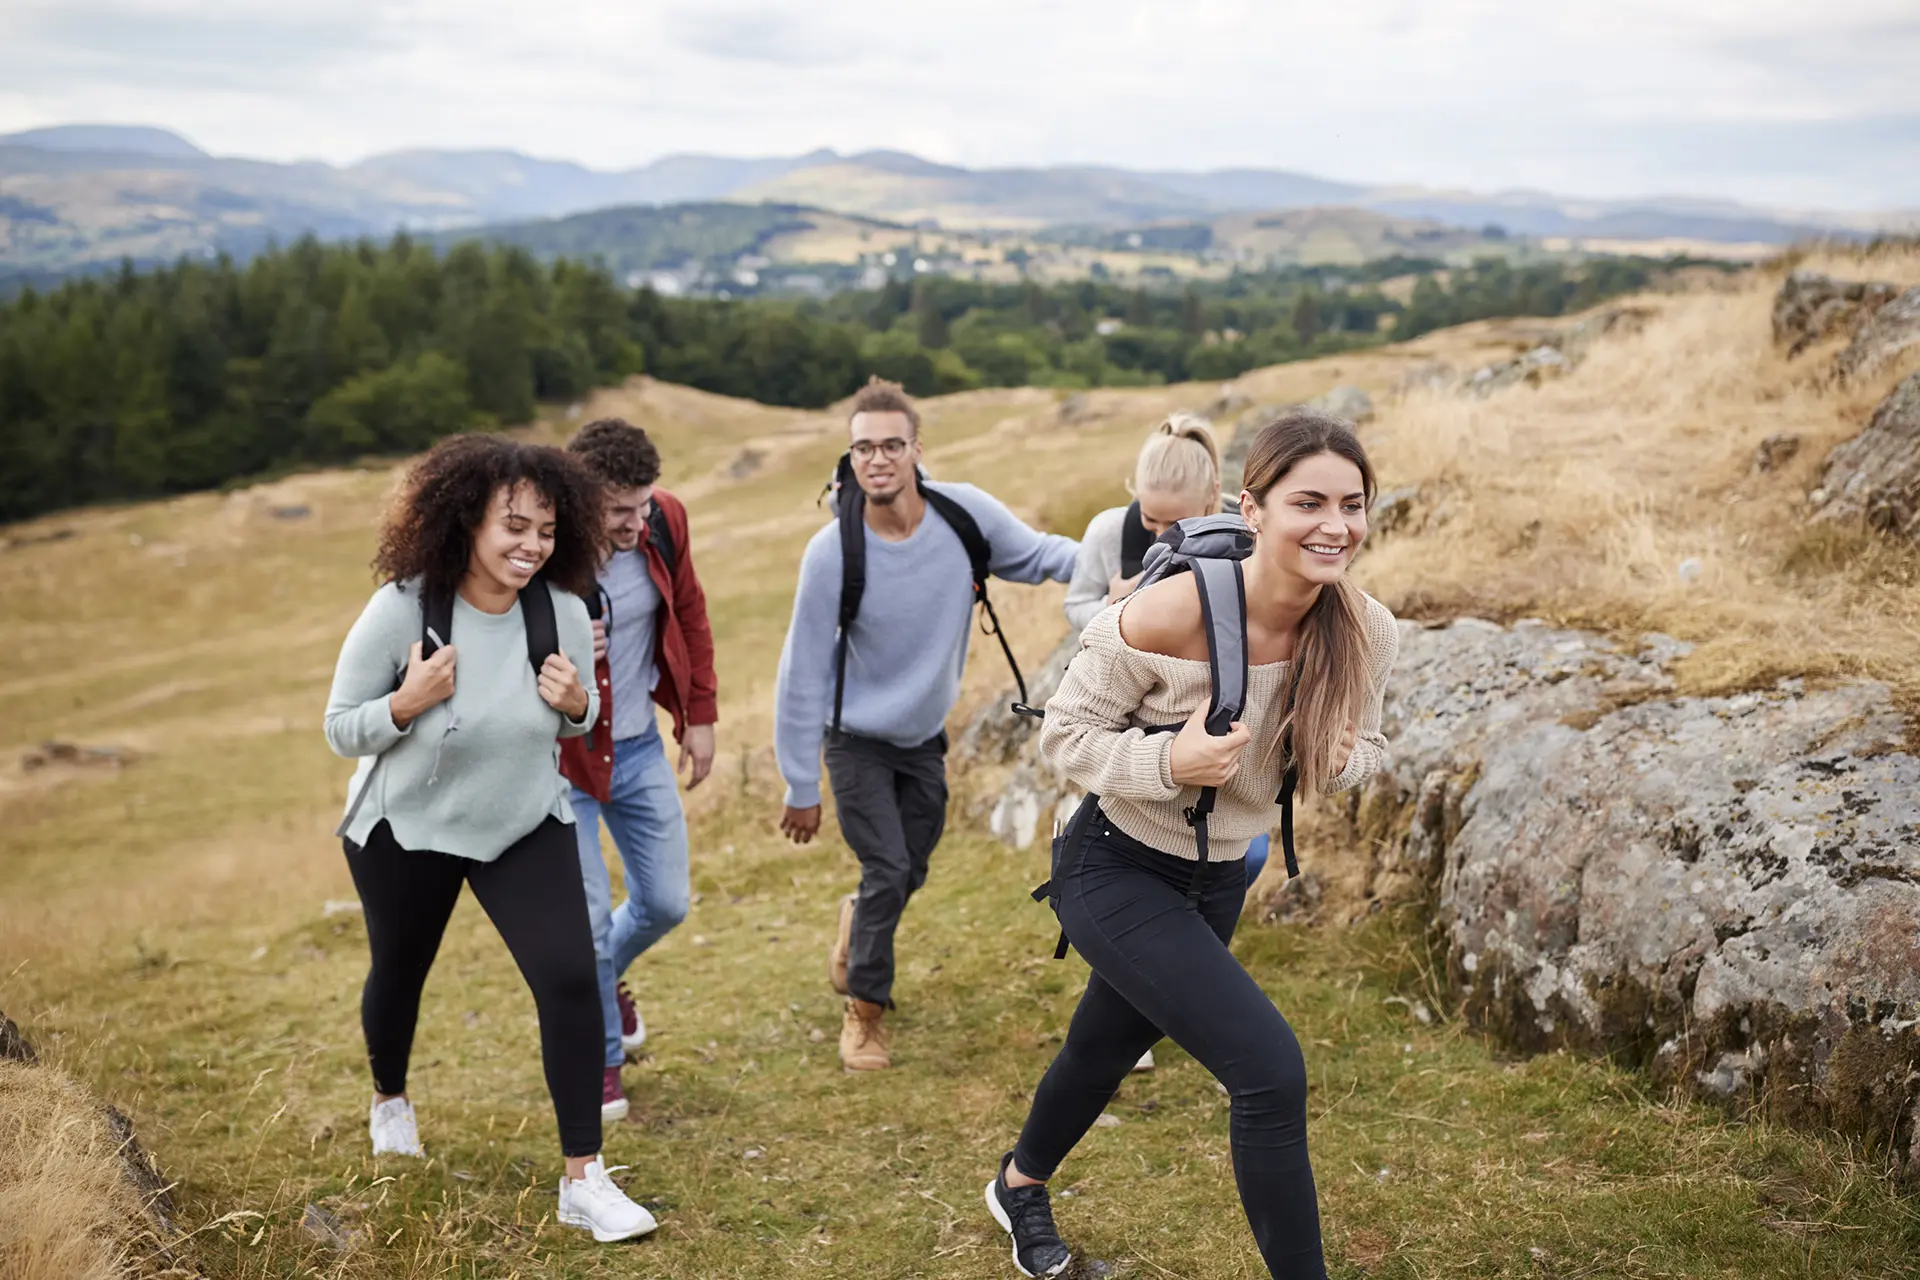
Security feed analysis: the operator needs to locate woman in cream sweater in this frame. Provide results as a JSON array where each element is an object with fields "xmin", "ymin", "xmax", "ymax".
[{"xmin": 985, "ymin": 410, "xmax": 1399, "ymax": 1280}]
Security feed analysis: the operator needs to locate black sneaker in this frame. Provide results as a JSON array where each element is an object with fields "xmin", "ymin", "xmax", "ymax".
[{"xmin": 984, "ymin": 1151, "xmax": 1072, "ymax": 1278}]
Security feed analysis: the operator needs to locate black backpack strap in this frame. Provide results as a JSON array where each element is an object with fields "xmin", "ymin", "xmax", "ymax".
[
  {"xmin": 921, "ymin": 481, "xmax": 1033, "ymax": 716},
  {"xmin": 831, "ymin": 453, "xmax": 864, "ymax": 735},
  {"xmin": 1118, "ymin": 499, "xmax": 1152, "ymax": 579},
  {"xmin": 518, "ymin": 578, "xmax": 560, "ymax": 675},
  {"xmin": 1033, "ymin": 794, "xmax": 1099, "ymax": 960},
  {"xmin": 646, "ymin": 503, "xmax": 678, "ymax": 576},
  {"xmin": 1182, "ymin": 557, "xmax": 1249, "ymax": 902},
  {"xmin": 419, "ymin": 586, "xmax": 455, "ymax": 664},
  {"xmin": 1274, "ymin": 665, "xmax": 1302, "ymax": 878}
]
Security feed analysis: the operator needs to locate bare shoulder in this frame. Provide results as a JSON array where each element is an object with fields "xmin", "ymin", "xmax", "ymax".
[{"xmin": 1116, "ymin": 573, "xmax": 1208, "ymax": 662}]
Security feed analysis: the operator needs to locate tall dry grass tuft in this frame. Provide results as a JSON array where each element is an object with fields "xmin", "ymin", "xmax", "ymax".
[
  {"xmin": 1357, "ymin": 249, "xmax": 1920, "ymax": 728},
  {"xmin": 0, "ymin": 1060, "xmax": 176, "ymax": 1280}
]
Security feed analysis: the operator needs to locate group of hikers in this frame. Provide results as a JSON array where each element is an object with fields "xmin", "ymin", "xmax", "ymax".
[{"xmin": 322, "ymin": 376, "xmax": 1399, "ymax": 1277}]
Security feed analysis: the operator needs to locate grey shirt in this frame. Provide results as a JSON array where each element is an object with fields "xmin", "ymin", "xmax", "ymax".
[
  {"xmin": 1064, "ymin": 505, "xmax": 1130, "ymax": 633},
  {"xmin": 601, "ymin": 549, "xmax": 662, "ymax": 741},
  {"xmin": 773, "ymin": 482, "xmax": 1079, "ymax": 809},
  {"xmin": 324, "ymin": 581, "xmax": 598, "ymax": 862}
]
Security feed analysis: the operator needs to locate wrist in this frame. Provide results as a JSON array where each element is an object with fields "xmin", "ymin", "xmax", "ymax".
[{"xmin": 389, "ymin": 691, "xmax": 418, "ymax": 728}]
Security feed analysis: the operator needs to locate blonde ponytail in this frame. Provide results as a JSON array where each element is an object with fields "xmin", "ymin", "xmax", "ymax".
[{"xmin": 1132, "ymin": 413, "xmax": 1221, "ymax": 501}]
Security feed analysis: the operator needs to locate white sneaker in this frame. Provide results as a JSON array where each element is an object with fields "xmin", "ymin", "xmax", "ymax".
[
  {"xmin": 1132, "ymin": 1049, "xmax": 1156, "ymax": 1073},
  {"xmin": 557, "ymin": 1158, "xmax": 658, "ymax": 1243},
  {"xmin": 369, "ymin": 1096, "xmax": 425, "ymax": 1157}
]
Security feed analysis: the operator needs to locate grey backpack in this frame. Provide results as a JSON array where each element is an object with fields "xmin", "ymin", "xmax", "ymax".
[{"xmin": 1032, "ymin": 513, "xmax": 1300, "ymax": 957}]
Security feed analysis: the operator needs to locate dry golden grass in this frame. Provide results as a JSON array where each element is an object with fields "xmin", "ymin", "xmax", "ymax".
[
  {"xmin": 0, "ymin": 1061, "xmax": 175, "ymax": 1280},
  {"xmin": 1357, "ymin": 245, "xmax": 1920, "ymax": 727}
]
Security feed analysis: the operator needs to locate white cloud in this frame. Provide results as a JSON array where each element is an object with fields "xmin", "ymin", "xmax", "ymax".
[{"xmin": 1, "ymin": 0, "xmax": 1916, "ymax": 208}]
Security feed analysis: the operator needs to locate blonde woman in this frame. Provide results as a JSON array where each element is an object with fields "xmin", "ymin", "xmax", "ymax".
[{"xmin": 1063, "ymin": 413, "xmax": 1223, "ymax": 633}]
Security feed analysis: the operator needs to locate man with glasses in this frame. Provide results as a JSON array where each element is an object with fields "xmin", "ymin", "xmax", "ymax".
[
  {"xmin": 774, "ymin": 377, "xmax": 1078, "ymax": 1071},
  {"xmin": 562, "ymin": 419, "xmax": 718, "ymax": 1121}
]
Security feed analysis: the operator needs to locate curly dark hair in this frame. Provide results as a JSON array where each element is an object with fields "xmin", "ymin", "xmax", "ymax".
[
  {"xmin": 568, "ymin": 417, "xmax": 661, "ymax": 488},
  {"xmin": 373, "ymin": 434, "xmax": 603, "ymax": 599}
]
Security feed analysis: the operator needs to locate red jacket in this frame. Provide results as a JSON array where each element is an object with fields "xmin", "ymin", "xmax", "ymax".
[{"xmin": 559, "ymin": 487, "xmax": 717, "ymax": 803}]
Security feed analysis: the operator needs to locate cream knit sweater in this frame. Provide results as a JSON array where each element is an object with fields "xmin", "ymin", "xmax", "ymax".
[{"xmin": 1038, "ymin": 591, "xmax": 1400, "ymax": 861}]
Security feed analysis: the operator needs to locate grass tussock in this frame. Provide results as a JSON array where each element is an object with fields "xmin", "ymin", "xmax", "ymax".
[
  {"xmin": 1355, "ymin": 246, "xmax": 1920, "ymax": 725},
  {"xmin": 0, "ymin": 1061, "xmax": 177, "ymax": 1280},
  {"xmin": 5, "ymin": 266, "xmax": 1920, "ymax": 1275}
]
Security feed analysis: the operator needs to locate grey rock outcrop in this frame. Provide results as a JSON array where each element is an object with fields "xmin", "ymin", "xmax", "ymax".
[
  {"xmin": 1812, "ymin": 372, "xmax": 1920, "ymax": 542},
  {"xmin": 1305, "ymin": 384, "xmax": 1375, "ymax": 425},
  {"xmin": 1361, "ymin": 618, "xmax": 1920, "ymax": 1166},
  {"xmin": 1772, "ymin": 272, "xmax": 1900, "ymax": 357},
  {"xmin": 1836, "ymin": 286, "xmax": 1920, "ymax": 383}
]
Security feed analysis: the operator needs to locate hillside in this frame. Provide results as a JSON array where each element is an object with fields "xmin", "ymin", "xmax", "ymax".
[
  {"xmin": 4, "ymin": 249, "xmax": 1920, "ymax": 1276},
  {"xmin": 4, "ymin": 127, "xmax": 1907, "ymax": 282}
]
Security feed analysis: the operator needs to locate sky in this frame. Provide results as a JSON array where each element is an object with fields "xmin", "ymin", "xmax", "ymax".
[{"xmin": 3, "ymin": 0, "xmax": 1919, "ymax": 211}]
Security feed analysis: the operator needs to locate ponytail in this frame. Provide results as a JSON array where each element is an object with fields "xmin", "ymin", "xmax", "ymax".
[{"xmin": 1132, "ymin": 413, "xmax": 1221, "ymax": 501}]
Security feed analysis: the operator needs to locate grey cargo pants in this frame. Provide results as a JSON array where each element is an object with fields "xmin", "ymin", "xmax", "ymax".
[{"xmin": 824, "ymin": 729, "xmax": 949, "ymax": 1007}]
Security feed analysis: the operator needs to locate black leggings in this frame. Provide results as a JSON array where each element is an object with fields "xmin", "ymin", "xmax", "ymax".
[
  {"xmin": 343, "ymin": 818, "xmax": 603, "ymax": 1157},
  {"xmin": 1013, "ymin": 804, "xmax": 1324, "ymax": 1279}
]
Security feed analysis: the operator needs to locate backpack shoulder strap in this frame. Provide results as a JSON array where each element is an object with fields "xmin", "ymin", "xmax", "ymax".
[
  {"xmin": 920, "ymin": 479, "xmax": 1033, "ymax": 715},
  {"xmin": 832, "ymin": 453, "xmax": 865, "ymax": 734},
  {"xmin": 519, "ymin": 578, "xmax": 560, "ymax": 676},
  {"xmin": 646, "ymin": 502, "xmax": 678, "ymax": 576},
  {"xmin": 918, "ymin": 481, "xmax": 991, "ymax": 591},
  {"xmin": 1189, "ymin": 557, "xmax": 1248, "ymax": 733},
  {"xmin": 1118, "ymin": 500, "xmax": 1153, "ymax": 579},
  {"xmin": 420, "ymin": 586, "xmax": 455, "ymax": 662}
]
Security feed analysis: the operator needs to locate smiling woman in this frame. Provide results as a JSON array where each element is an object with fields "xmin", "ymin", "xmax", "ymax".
[{"xmin": 320, "ymin": 433, "xmax": 661, "ymax": 1244}]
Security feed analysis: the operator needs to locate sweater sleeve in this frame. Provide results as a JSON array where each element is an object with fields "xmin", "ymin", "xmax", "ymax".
[
  {"xmin": 773, "ymin": 529, "xmax": 842, "ymax": 809},
  {"xmin": 948, "ymin": 483, "xmax": 1079, "ymax": 585},
  {"xmin": 1038, "ymin": 609, "xmax": 1182, "ymax": 802},
  {"xmin": 323, "ymin": 585, "xmax": 414, "ymax": 759},
  {"xmin": 553, "ymin": 587, "xmax": 599, "ymax": 737},
  {"xmin": 1320, "ymin": 597, "xmax": 1400, "ymax": 795},
  {"xmin": 1063, "ymin": 507, "xmax": 1123, "ymax": 633}
]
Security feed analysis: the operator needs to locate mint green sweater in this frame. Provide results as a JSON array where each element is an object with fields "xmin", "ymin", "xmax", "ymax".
[{"xmin": 324, "ymin": 581, "xmax": 598, "ymax": 862}]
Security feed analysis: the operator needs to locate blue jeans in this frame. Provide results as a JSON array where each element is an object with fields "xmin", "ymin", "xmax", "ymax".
[
  {"xmin": 569, "ymin": 719, "xmax": 690, "ymax": 1069},
  {"xmin": 1245, "ymin": 832, "xmax": 1270, "ymax": 885}
]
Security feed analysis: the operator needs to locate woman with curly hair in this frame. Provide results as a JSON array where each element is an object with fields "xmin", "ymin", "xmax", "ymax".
[{"xmin": 323, "ymin": 433, "xmax": 656, "ymax": 1242}]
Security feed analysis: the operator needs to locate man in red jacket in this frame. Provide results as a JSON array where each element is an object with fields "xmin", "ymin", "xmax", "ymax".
[{"xmin": 562, "ymin": 418, "xmax": 718, "ymax": 1122}]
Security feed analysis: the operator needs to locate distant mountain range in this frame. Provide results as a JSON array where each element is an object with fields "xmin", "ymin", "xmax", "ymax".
[{"xmin": 3, "ymin": 123, "xmax": 1914, "ymax": 283}]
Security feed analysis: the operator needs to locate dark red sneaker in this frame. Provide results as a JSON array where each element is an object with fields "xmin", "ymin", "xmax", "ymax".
[
  {"xmin": 600, "ymin": 1066, "xmax": 628, "ymax": 1122},
  {"xmin": 616, "ymin": 981, "xmax": 647, "ymax": 1054}
]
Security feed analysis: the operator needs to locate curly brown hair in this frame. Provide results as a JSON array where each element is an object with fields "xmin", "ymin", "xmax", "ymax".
[
  {"xmin": 568, "ymin": 417, "xmax": 662, "ymax": 488},
  {"xmin": 373, "ymin": 434, "xmax": 603, "ymax": 600}
]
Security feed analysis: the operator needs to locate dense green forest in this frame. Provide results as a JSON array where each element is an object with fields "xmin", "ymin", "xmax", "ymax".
[{"xmin": 0, "ymin": 235, "xmax": 1712, "ymax": 521}]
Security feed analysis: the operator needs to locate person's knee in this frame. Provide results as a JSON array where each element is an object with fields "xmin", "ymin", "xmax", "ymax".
[
  {"xmin": 533, "ymin": 954, "xmax": 603, "ymax": 1020},
  {"xmin": 860, "ymin": 866, "xmax": 910, "ymax": 916},
  {"xmin": 1222, "ymin": 1036, "xmax": 1308, "ymax": 1117},
  {"xmin": 653, "ymin": 884, "xmax": 690, "ymax": 932}
]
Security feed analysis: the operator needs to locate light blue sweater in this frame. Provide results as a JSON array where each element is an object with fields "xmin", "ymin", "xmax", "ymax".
[
  {"xmin": 774, "ymin": 482, "xmax": 1079, "ymax": 808},
  {"xmin": 324, "ymin": 581, "xmax": 598, "ymax": 862}
]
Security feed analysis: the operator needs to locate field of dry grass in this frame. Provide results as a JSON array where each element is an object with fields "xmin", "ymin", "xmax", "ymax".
[{"xmin": 4, "ymin": 248, "xmax": 1920, "ymax": 1277}]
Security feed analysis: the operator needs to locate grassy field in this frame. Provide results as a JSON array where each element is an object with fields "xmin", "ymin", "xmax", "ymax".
[{"xmin": 4, "ymin": 251, "xmax": 1920, "ymax": 1277}]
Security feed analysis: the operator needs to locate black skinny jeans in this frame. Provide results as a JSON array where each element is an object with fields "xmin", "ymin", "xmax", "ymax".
[
  {"xmin": 1013, "ymin": 803, "xmax": 1325, "ymax": 1279},
  {"xmin": 343, "ymin": 817, "xmax": 603, "ymax": 1157}
]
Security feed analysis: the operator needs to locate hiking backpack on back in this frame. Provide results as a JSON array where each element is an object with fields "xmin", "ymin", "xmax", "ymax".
[
  {"xmin": 1031, "ymin": 512, "xmax": 1301, "ymax": 958},
  {"xmin": 822, "ymin": 453, "xmax": 1033, "ymax": 729}
]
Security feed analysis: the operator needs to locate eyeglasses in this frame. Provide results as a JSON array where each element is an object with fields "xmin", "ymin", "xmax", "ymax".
[{"xmin": 849, "ymin": 437, "xmax": 911, "ymax": 462}]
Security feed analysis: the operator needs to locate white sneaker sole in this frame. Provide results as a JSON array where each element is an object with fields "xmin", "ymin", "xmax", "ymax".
[
  {"xmin": 601, "ymin": 1097, "xmax": 630, "ymax": 1122},
  {"xmin": 556, "ymin": 1208, "xmax": 658, "ymax": 1243},
  {"xmin": 983, "ymin": 1180, "xmax": 1070, "ymax": 1279},
  {"xmin": 620, "ymin": 1030, "xmax": 648, "ymax": 1054},
  {"xmin": 370, "ymin": 1142, "xmax": 425, "ymax": 1157}
]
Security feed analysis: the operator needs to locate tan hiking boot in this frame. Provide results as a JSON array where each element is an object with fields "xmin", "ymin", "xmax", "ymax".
[
  {"xmin": 828, "ymin": 892, "xmax": 856, "ymax": 995},
  {"xmin": 840, "ymin": 998, "xmax": 891, "ymax": 1071}
]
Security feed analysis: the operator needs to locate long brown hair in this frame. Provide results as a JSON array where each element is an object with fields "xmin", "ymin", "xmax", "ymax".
[{"xmin": 1241, "ymin": 409, "xmax": 1376, "ymax": 790}]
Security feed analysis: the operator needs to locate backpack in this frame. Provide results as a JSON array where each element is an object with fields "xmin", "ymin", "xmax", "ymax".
[
  {"xmin": 823, "ymin": 453, "xmax": 1033, "ymax": 730},
  {"xmin": 1031, "ymin": 512, "xmax": 1300, "ymax": 958},
  {"xmin": 336, "ymin": 577, "xmax": 565, "ymax": 837},
  {"xmin": 402, "ymin": 579, "xmax": 560, "ymax": 677},
  {"xmin": 1117, "ymin": 500, "xmax": 1154, "ymax": 579}
]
